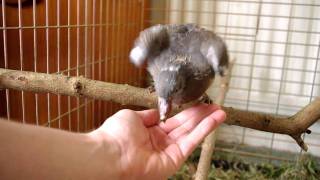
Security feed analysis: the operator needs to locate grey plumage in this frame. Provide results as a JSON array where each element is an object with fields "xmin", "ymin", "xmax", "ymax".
[{"xmin": 130, "ymin": 24, "xmax": 229, "ymax": 120}]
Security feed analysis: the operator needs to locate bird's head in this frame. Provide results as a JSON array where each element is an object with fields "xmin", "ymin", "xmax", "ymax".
[{"xmin": 155, "ymin": 65, "xmax": 186, "ymax": 120}]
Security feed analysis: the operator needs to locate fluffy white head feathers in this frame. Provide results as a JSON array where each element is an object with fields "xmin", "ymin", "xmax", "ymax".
[{"xmin": 129, "ymin": 46, "xmax": 147, "ymax": 67}]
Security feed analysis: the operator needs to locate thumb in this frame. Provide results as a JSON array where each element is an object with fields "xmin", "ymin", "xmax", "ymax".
[{"xmin": 136, "ymin": 109, "xmax": 160, "ymax": 127}]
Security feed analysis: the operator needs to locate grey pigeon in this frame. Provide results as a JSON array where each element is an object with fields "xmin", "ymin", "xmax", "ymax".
[{"xmin": 129, "ymin": 24, "xmax": 229, "ymax": 120}]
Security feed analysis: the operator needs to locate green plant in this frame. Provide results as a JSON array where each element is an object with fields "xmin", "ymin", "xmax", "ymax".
[{"xmin": 170, "ymin": 153, "xmax": 319, "ymax": 180}]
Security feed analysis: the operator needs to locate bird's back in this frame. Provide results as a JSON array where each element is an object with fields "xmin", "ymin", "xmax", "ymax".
[
  {"xmin": 147, "ymin": 24, "xmax": 217, "ymax": 104},
  {"xmin": 148, "ymin": 24, "xmax": 214, "ymax": 80}
]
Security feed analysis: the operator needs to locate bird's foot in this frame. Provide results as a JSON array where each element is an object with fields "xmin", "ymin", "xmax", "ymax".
[
  {"xmin": 147, "ymin": 85, "xmax": 155, "ymax": 93},
  {"xmin": 199, "ymin": 93, "xmax": 213, "ymax": 104}
]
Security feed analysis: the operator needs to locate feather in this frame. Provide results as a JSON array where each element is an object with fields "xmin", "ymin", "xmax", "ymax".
[{"xmin": 129, "ymin": 24, "xmax": 169, "ymax": 67}]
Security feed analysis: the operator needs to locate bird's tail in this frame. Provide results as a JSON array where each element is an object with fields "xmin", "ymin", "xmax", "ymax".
[{"xmin": 129, "ymin": 24, "xmax": 169, "ymax": 67}]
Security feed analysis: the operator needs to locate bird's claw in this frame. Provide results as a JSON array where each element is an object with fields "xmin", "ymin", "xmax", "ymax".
[
  {"xmin": 199, "ymin": 93, "xmax": 213, "ymax": 104},
  {"xmin": 147, "ymin": 85, "xmax": 156, "ymax": 93}
]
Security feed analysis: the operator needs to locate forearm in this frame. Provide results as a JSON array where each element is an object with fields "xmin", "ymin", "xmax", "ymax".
[{"xmin": 0, "ymin": 119, "xmax": 120, "ymax": 180}]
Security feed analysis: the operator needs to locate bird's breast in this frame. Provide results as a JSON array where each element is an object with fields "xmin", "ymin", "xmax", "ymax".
[{"xmin": 172, "ymin": 71, "xmax": 214, "ymax": 104}]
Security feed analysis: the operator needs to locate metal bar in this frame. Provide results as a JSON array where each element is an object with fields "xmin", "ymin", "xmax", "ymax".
[
  {"xmin": 110, "ymin": 0, "xmax": 116, "ymax": 114},
  {"xmin": 270, "ymin": 1, "xmax": 294, "ymax": 161},
  {"xmin": 84, "ymin": 0, "xmax": 89, "ymax": 131},
  {"xmin": 45, "ymin": 0, "xmax": 51, "ymax": 127},
  {"xmin": 18, "ymin": 0, "xmax": 26, "ymax": 123},
  {"xmin": 120, "ymin": 0, "xmax": 124, "ymax": 103},
  {"xmin": 224, "ymin": 37, "xmax": 319, "ymax": 49},
  {"xmin": 57, "ymin": 0, "xmax": 61, "ymax": 129},
  {"xmin": 223, "ymin": 86, "xmax": 318, "ymax": 98},
  {"xmin": 67, "ymin": 0, "xmax": 71, "ymax": 131},
  {"xmin": 217, "ymin": 131, "xmax": 320, "ymax": 148},
  {"xmin": 124, "ymin": 0, "xmax": 130, "ymax": 85},
  {"xmin": 195, "ymin": 0, "xmax": 320, "ymax": 7},
  {"xmin": 230, "ymin": 50, "xmax": 319, "ymax": 61},
  {"xmin": 235, "ymin": 63, "xmax": 319, "ymax": 73},
  {"xmin": 33, "ymin": 0, "xmax": 39, "ymax": 125},
  {"xmin": 1, "ymin": 0, "xmax": 10, "ymax": 121},
  {"xmin": 310, "ymin": 42, "xmax": 320, "ymax": 99},
  {"xmin": 0, "ymin": 23, "xmax": 138, "ymax": 30},
  {"xmin": 91, "ymin": 0, "xmax": 97, "ymax": 129},
  {"xmin": 76, "ymin": 0, "xmax": 80, "ymax": 132},
  {"xmin": 242, "ymin": 0, "xmax": 262, "ymax": 145},
  {"xmin": 146, "ymin": 8, "xmax": 320, "ymax": 21},
  {"xmin": 139, "ymin": 0, "xmax": 145, "ymax": 85},
  {"xmin": 230, "ymin": 74, "xmax": 320, "ymax": 86},
  {"xmin": 214, "ymin": 24, "xmax": 320, "ymax": 35},
  {"xmin": 147, "ymin": 19, "xmax": 320, "ymax": 36},
  {"xmin": 133, "ymin": 0, "xmax": 138, "ymax": 85},
  {"xmin": 127, "ymin": 0, "xmax": 134, "ymax": 86},
  {"xmin": 113, "ymin": 0, "xmax": 121, "ymax": 114},
  {"xmin": 147, "ymin": 21, "xmax": 319, "ymax": 47},
  {"xmin": 215, "ymin": 24, "xmax": 320, "ymax": 35},
  {"xmin": 297, "ymin": 13, "xmax": 320, "ymax": 163},
  {"xmin": 98, "ymin": 0, "xmax": 103, "ymax": 128},
  {"xmin": 104, "ymin": 0, "xmax": 110, "ymax": 117},
  {"xmin": 222, "ymin": 0, "xmax": 230, "ymax": 39},
  {"xmin": 225, "ymin": 97, "xmax": 309, "ymax": 110},
  {"xmin": 122, "ymin": 0, "xmax": 129, "ymax": 85},
  {"xmin": 116, "ymin": 0, "xmax": 121, "ymax": 85},
  {"xmin": 296, "ymin": 1, "xmax": 318, "ymax": 166}
]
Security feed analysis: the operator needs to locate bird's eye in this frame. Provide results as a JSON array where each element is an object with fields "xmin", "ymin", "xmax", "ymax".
[{"xmin": 174, "ymin": 88, "xmax": 179, "ymax": 93}]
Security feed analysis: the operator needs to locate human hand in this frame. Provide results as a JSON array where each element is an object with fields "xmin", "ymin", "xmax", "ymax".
[{"xmin": 94, "ymin": 104, "xmax": 226, "ymax": 179}]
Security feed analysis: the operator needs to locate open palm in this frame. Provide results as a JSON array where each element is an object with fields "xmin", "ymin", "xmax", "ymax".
[{"xmin": 98, "ymin": 104, "xmax": 226, "ymax": 179}]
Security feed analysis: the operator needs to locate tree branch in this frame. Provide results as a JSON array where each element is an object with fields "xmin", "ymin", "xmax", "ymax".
[
  {"xmin": 0, "ymin": 68, "xmax": 157, "ymax": 108},
  {"xmin": 0, "ymin": 68, "xmax": 319, "ymax": 151},
  {"xmin": 222, "ymin": 99, "xmax": 320, "ymax": 151}
]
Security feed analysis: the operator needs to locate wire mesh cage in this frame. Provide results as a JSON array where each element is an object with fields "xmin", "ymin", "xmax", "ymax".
[
  {"xmin": 0, "ymin": 0, "xmax": 319, "ymax": 170},
  {"xmin": 0, "ymin": 0, "xmax": 146, "ymax": 131}
]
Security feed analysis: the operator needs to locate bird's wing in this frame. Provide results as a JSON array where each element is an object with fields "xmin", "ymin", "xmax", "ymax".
[
  {"xmin": 199, "ymin": 30, "xmax": 229, "ymax": 76},
  {"xmin": 129, "ymin": 24, "xmax": 199, "ymax": 67},
  {"xmin": 129, "ymin": 24, "xmax": 170, "ymax": 67}
]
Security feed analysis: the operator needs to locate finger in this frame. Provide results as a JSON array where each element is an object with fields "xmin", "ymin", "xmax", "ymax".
[
  {"xmin": 136, "ymin": 109, "xmax": 159, "ymax": 127},
  {"xmin": 159, "ymin": 104, "xmax": 220, "ymax": 133},
  {"xmin": 159, "ymin": 104, "xmax": 208, "ymax": 132},
  {"xmin": 177, "ymin": 109, "xmax": 226, "ymax": 157},
  {"xmin": 167, "ymin": 105, "xmax": 219, "ymax": 140}
]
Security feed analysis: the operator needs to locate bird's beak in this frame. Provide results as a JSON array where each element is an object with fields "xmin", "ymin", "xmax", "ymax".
[{"xmin": 158, "ymin": 97, "xmax": 172, "ymax": 121}]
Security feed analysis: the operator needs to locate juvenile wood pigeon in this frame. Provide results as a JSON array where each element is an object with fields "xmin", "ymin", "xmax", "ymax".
[{"xmin": 129, "ymin": 24, "xmax": 229, "ymax": 120}]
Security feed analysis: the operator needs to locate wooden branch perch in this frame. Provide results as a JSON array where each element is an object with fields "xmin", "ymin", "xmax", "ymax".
[
  {"xmin": 0, "ymin": 68, "xmax": 319, "ymax": 152},
  {"xmin": 0, "ymin": 68, "xmax": 157, "ymax": 108}
]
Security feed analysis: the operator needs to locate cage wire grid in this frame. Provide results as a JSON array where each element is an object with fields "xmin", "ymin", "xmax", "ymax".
[
  {"xmin": 0, "ymin": 0, "xmax": 319, "ymax": 166},
  {"xmin": 0, "ymin": 0, "xmax": 146, "ymax": 131}
]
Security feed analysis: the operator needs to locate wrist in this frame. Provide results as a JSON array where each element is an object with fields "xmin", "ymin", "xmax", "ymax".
[{"xmin": 86, "ymin": 130, "xmax": 122, "ymax": 180}]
